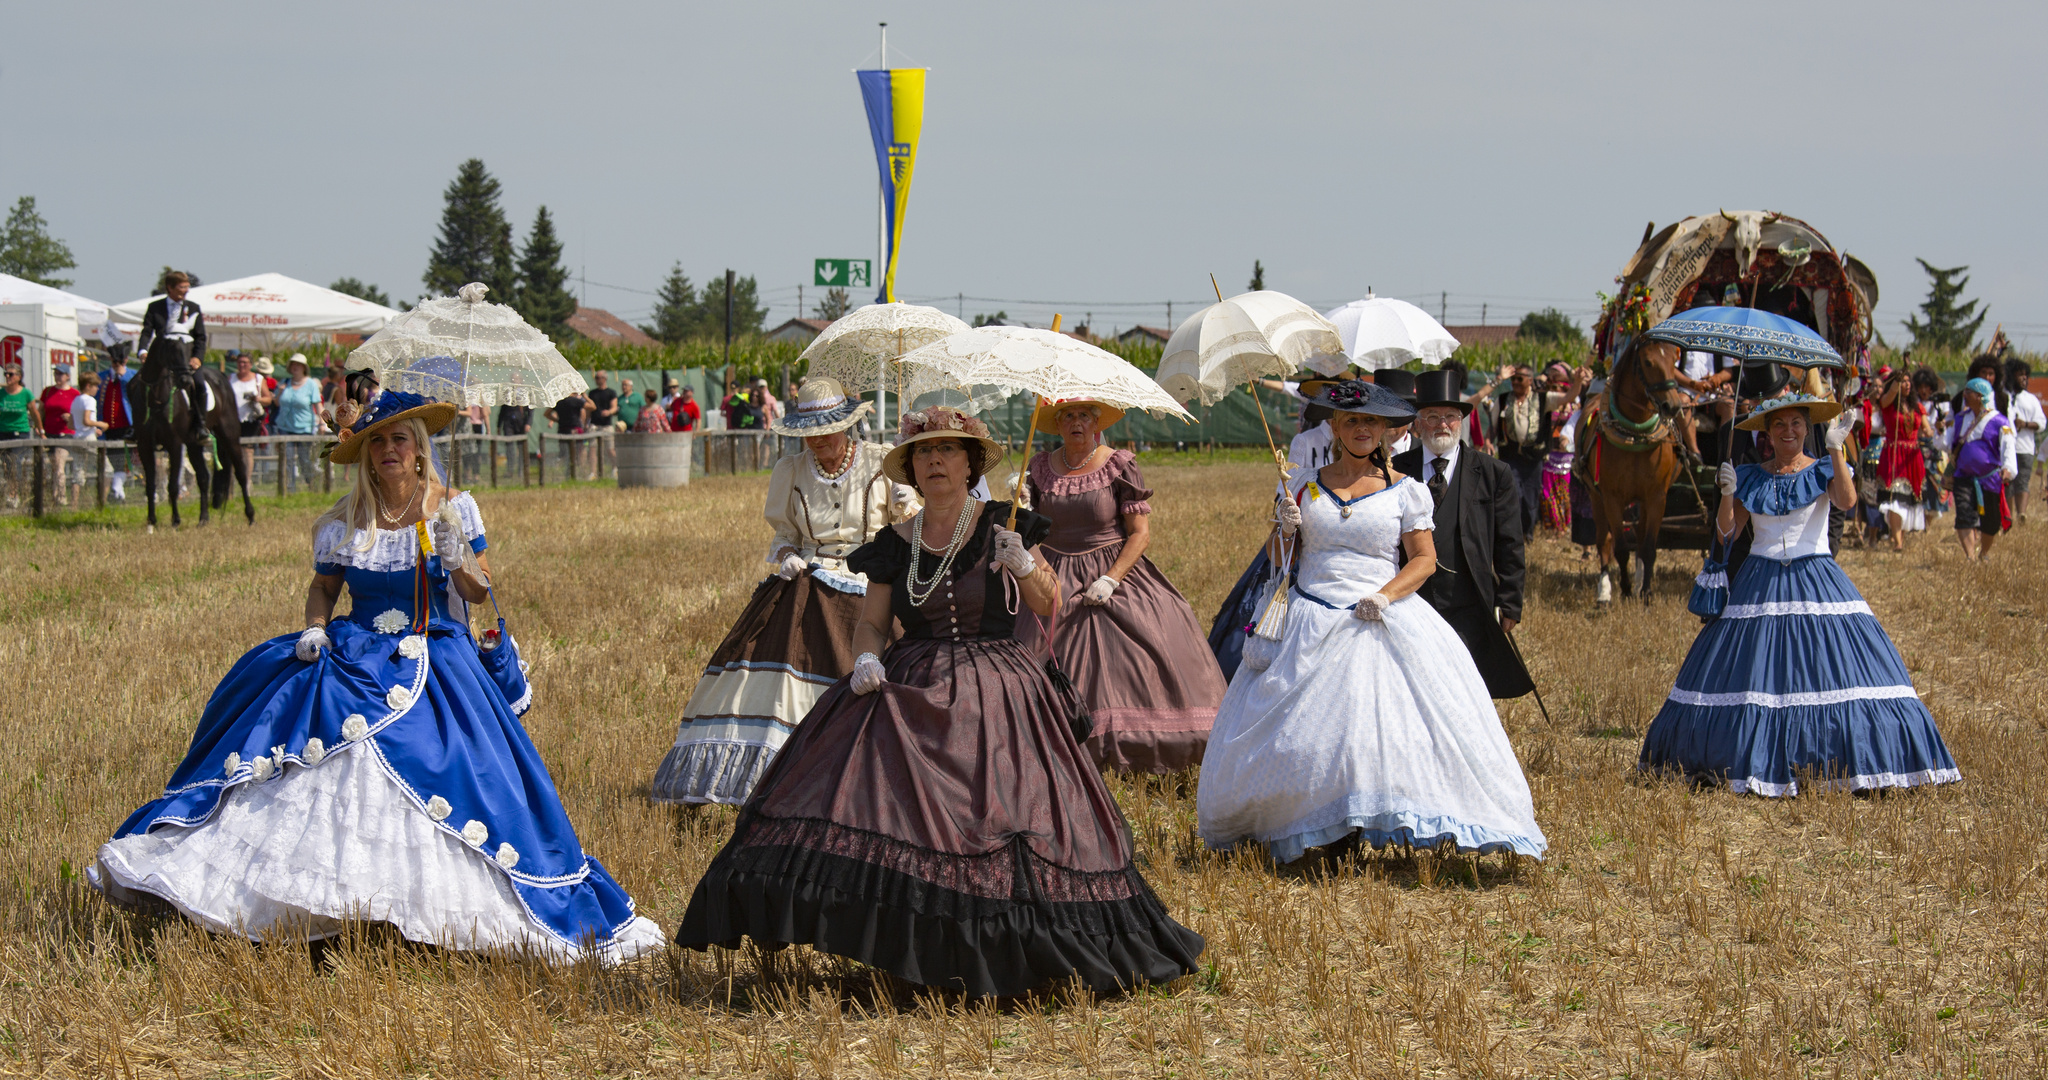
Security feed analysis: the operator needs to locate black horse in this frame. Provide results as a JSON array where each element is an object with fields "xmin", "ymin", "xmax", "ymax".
[{"xmin": 133, "ymin": 365, "xmax": 254, "ymax": 529}]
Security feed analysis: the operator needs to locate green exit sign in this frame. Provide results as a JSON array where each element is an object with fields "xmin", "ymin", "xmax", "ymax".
[{"xmin": 814, "ymin": 259, "xmax": 873, "ymax": 288}]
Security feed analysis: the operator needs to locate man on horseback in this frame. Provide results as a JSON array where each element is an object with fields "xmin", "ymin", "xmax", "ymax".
[{"xmin": 136, "ymin": 271, "xmax": 207, "ymax": 428}]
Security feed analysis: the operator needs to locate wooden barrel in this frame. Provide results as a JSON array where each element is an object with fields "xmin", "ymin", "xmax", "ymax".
[{"xmin": 614, "ymin": 432, "xmax": 692, "ymax": 488}]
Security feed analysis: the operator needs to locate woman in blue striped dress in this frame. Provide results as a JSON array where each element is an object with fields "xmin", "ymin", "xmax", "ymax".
[{"xmin": 1639, "ymin": 394, "xmax": 1961, "ymax": 796}]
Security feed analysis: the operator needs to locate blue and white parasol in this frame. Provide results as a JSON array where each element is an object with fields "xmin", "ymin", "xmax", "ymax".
[{"xmin": 1640, "ymin": 306, "xmax": 1842, "ymax": 369}]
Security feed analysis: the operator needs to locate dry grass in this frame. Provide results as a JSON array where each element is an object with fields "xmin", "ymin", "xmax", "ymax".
[{"xmin": 4, "ymin": 460, "xmax": 2048, "ymax": 1077}]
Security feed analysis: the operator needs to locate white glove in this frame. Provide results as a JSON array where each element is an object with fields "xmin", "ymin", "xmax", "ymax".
[
  {"xmin": 1352, "ymin": 593, "xmax": 1391, "ymax": 621},
  {"xmin": 1716, "ymin": 462, "xmax": 1739, "ymax": 495},
  {"xmin": 889, "ymin": 483, "xmax": 920, "ymax": 521},
  {"xmin": 296, "ymin": 625, "xmax": 330, "ymax": 662},
  {"xmin": 1825, "ymin": 413, "xmax": 1853, "ymax": 451},
  {"xmin": 849, "ymin": 652, "xmax": 885, "ymax": 695},
  {"xmin": 430, "ymin": 519, "xmax": 469, "ymax": 571},
  {"xmin": 1276, "ymin": 497, "xmax": 1303, "ymax": 538},
  {"xmin": 991, "ymin": 527, "xmax": 1036, "ymax": 576},
  {"xmin": 777, "ymin": 553, "xmax": 809, "ymax": 580},
  {"xmin": 1084, "ymin": 576, "xmax": 1118, "ymax": 605}
]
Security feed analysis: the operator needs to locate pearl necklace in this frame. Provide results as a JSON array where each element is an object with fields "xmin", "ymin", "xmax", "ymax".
[
  {"xmin": 815, "ymin": 439, "xmax": 858, "ymax": 482},
  {"xmin": 1059, "ymin": 443, "xmax": 1096, "ymax": 472},
  {"xmin": 906, "ymin": 498, "xmax": 978, "ymax": 607},
  {"xmin": 376, "ymin": 480, "xmax": 421, "ymax": 527}
]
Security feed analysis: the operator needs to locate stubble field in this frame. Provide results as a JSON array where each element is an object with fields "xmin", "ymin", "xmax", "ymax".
[{"xmin": 2, "ymin": 458, "xmax": 2046, "ymax": 1078}]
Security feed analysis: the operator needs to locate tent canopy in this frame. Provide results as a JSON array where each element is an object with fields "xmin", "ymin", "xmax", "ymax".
[
  {"xmin": 0, "ymin": 273, "xmax": 111, "ymax": 328},
  {"xmin": 111, "ymin": 272, "xmax": 401, "ymax": 350}
]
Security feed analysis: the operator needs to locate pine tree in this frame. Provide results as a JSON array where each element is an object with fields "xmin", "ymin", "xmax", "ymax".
[
  {"xmin": 700, "ymin": 273, "xmax": 766, "ymax": 337},
  {"xmin": 329, "ymin": 277, "xmax": 392, "ymax": 307},
  {"xmin": 1248, "ymin": 260, "xmax": 1265, "ymax": 292},
  {"xmin": 423, "ymin": 159, "xmax": 512, "ymax": 299},
  {"xmin": 0, "ymin": 196, "xmax": 77, "ymax": 288},
  {"xmin": 1904, "ymin": 258, "xmax": 1987, "ymax": 353},
  {"xmin": 514, "ymin": 206, "xmax": 576, "ymax": 339},
  {"xmin": 813, "ymin": 287, "xmax": 852, "ymax": 321},
  {"xmin": 640, "ymin": 263, "xmax": 698, "ymax": 344}
]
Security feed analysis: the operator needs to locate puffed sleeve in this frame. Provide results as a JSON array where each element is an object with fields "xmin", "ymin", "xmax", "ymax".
[
  {"xmin": 313, "ymin": 518, "xmax": 348, "ymax": 576},
  {"xmin": 761, "ymin": 455, "xmax": 802, "ymax": 562},
  {"xmin": 1398, "ymin": 478, "xmax": 1436, "ymax": 533},
  {"xmin": 451, "ymin": 491, "xmax": 487, "ymax": 553},
  {"xmin": 848, "ymin": 526, "xmax": 908, "ymax": 585},
  {"xmin": 1110, "ymin": 452, "xmax": 1154, "ymax": 515}
]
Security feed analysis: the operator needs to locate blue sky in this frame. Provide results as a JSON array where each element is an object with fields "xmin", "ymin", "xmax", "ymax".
[{"xmin": 6, "ymin": 1, "xmax": 2043, "ymax": 345}]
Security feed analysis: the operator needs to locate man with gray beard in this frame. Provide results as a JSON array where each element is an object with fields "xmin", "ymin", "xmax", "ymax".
[{"xmin": 1391, "ymin": 368, "xmax": 1534, "ymax": 699}]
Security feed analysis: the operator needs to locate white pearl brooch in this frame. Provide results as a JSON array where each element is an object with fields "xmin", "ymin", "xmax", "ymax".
[
  {"xmin": 372, "ymin": 609, "xmax": 409, "ymax": 635},
  {"xmin": 425, "ymin": 796, "xmax": 452, "ymax": 821},
  {"xmin": 398, "ymin": 635, "xmax": 428, "ymax": 660},
  {"xmin": 461, "ymin": 820, "xmax": 488, "ymax": 846},
  {"xmin": 341, "ymin": 714, "xmax": 369, "ymax": 742},
  {"xmin": 302, "ymin": 739, "xmax": 326, "ymax": 766},
  {"xmin": 495, "ymin": 844, "xmax": 520, "ymax": 870}
]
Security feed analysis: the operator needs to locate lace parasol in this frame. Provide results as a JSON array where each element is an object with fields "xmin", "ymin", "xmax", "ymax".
[
  {"xmin": 898, "ymin": 326, "xmax": 1192, "ymax": 421},
  {"xmin": 800, "ymin": 303, "xmax": 970, "ymax": 394},
  {"xmin": 1155, "ymin": 290, "xmax": 1344, "ymax": 405},
  {"xmin": 347, "ymin": 283, "xmax": 588, "ymax": 407}
]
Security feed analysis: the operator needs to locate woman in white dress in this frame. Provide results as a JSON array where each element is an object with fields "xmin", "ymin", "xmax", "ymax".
[{"xmin": 1198, "ymin": 379, "xmax": 1548, "ymax": 864}]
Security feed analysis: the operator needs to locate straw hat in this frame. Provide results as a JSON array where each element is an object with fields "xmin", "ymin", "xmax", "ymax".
[
  {"xmin": 327, "ymin": 390, "xmax": 459, "ymax": 464},
  {"xmin": 1031, "ymin": 397, "xmax": 1126, "ymax": 432},
  {"xmin": 770, "ymin": 376, "xmax": 872, "ymax": 437},
  {"xmin": 253, "ymin": 356, "xmax": 275, "ymax": 376},
  {"xmin": 1734, "ymin": 393, "xmax": 1843, "ymax": 432},
  {"xmin": 882, "ymin": 407, "xmax": 1007, "ymax": 485}
]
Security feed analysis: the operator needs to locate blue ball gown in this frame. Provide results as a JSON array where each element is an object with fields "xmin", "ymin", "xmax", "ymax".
[
  {"xmin": 1639, "ymin": 460, "xmax": 1962, "ymax": 796},
  {"xmin": 92, "ymin": 492, "xmax": 665, "ymax": 962}
]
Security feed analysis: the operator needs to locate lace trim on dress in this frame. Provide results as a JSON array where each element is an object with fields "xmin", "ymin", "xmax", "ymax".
[
  {"xmin": 316, "ymin": 491, "xmax": 485, "ymax": 571},
  {"xmin": 1736, "ymin": 460, "xmax": 1833, "ymax": 517},
  {"xmin": 1029, "ymin": 448, "xmax": 1137, "ymax": 498}
]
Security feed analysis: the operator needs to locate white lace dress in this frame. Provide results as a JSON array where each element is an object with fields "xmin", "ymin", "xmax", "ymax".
[{"xmin": 1197, "ymin": 477, "xmax": 1548, "ymax": 863}]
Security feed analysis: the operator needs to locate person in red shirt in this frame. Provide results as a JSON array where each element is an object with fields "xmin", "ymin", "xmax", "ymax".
[
  {"xmin": 667, "ymin": 386, "xmax": 701, "ymax": 431},
  {"xmin": 39, "ymin": 365, "xmax": 81, "ymax": 506}
]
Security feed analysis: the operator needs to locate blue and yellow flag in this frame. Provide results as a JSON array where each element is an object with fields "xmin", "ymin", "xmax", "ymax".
[{"xmin": 857, "ymin": 67, "xmax": 925, "ymax": 304}]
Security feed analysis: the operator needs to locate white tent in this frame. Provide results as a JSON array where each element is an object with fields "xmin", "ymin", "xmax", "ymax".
[
  {"xmin": 0, "ymin": 273, "xmax": 111, "ymax": 328},
  {"xmin": 110, "ymin": 272, "xmax": 402, "ymax": 350}
]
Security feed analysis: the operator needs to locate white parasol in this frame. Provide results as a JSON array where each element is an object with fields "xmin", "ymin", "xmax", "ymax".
[
  {"xmin": 1155, "ymin": 290, "xmax": 1344, "ymax": 407},
  {"xmin": 800, "ymin": 303, "xmax": 969, "ymax": 418},
  {"xmin": 346, "ymin": 283, "xmax": 587, "ymax": 407},
  {"xmin": 1320, "ymin": 290, "xmax": 1460, "ymax": 371},
  {"xmin": 897, "ymin": 319, "xmax": 1191, "ymax": 527}
]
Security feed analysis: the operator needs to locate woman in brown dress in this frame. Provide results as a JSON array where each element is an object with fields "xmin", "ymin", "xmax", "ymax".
[
  {"xmin": 1017, "ymin": 400, "xmax": 1225, "ymax": 773},
  {"xmin": 676, "ymin": 407, "xmax": 1204, "ymax": 997}
]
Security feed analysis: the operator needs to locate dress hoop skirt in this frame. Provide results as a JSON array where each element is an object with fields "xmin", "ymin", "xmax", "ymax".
[
  {"xmin": 677, "ymin": 504, "xmax": 1205, "ymax": 996},
  {"xmin": 93, "ymin": 495, "xmax": 664, "ymax": 962},
  {"xmin": 1640, "ymin": 462, "xmax": 1960, "ymax": 795}
]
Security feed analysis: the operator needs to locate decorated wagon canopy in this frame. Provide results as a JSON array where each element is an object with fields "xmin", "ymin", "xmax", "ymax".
[{"xmin": 1593, "ymin": 211, "xmax": 1877, "ymax": 369}]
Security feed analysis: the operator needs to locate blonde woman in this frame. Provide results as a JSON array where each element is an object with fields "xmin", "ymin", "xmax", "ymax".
[{"xmin": 93, "ymin": 388, "xmax": 663, "ymax": 962}]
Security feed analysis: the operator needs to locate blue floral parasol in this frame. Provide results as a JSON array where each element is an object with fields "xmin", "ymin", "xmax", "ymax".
[{"xmin": 1641, "ymin": 306, "xmax": 1843, "ymax": 369}]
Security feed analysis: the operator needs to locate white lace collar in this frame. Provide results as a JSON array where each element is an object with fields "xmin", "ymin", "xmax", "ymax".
[{"xmin": 317, "ymin": 491, "xmax": 484, "ymax": 572}]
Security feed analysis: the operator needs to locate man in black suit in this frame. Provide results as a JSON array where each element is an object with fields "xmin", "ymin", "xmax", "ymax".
[
  {"xmin": 1392, "ymin": 369, "xmax": 1535, "ymax": 699},
  {"xmin": 135, "ymin": 270, "xmax": 207, "ymax": 424}
]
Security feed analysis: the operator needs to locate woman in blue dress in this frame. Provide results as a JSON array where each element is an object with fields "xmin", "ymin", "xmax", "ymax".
[
  {"xmin": 1639, "ymin": 394, "xmax": 1961, "ymax": 796},
  {"xmin": 92, "ymin": 390, "xmax": 664, "ymax": 961}
]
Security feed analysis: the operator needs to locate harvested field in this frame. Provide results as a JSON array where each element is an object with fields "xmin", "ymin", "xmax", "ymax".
[{"xmin": 3, "ymin": 459, "xmax": 2046, "ymax": 1077}]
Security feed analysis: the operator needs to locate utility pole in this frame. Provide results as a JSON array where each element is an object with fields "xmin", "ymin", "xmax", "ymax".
[
  {"xmin": 723, "ymin": 268, "xmax": 735, "ymax": 399},
  {"xmin": 958, "ymin": 292, "xmax": 964, "ymax": 321},
  {"xmin": 1440, "ymin": 291, "xmax": 1447, "ymax": 323},
  {"xmin": 1481, "ymin": 302, "xmax": 1487, "ymax": 327},
  {"xmin": 1166, "ymin": 300, "xmax": 1172, "ymax": 330},
  {"xmin": 799, "ymin": 284, "xmax": 805, "ymax": 322}
]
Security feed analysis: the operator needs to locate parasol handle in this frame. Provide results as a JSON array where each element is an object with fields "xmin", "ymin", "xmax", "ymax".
[
  {"xmin": 1007, "ymin": 314, "xmax": 1061, "ymax": 531},
  {"xmin": 1210, "ymin": 274, "xmax": 1223, "ymax": 302}
]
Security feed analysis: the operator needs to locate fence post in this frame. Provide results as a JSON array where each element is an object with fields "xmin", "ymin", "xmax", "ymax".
[
  {"xmin": 537, "ymin": 436, "xmax": 546, "ymax": 487},
  {"xmin": 489, "ymin": 436, "xmax": 499, "ymax": 488},
  {"xmin": 31, "ymin": 445, "xmax": 44, "ymax": 518},
  {"xmin": 275, "ymin": 439, "xmax": 286, "ymax": 497},
  {"xmin": 96, "ymin": 446, "xmax": 107, "ymax": 509}
]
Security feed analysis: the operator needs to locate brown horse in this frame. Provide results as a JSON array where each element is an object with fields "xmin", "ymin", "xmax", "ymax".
[
  {"xmin": 1577, "ymin": 339, "xmax": 1689, "ymax": 604},
  {"xmin": 135, "ymin": 366, "xmax": 254, "ymax": 530}
]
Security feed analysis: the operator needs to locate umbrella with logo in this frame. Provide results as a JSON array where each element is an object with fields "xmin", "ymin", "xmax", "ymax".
[{"xmin": 347, "ymin": 283, "xmax": 587, "ymax": 406}]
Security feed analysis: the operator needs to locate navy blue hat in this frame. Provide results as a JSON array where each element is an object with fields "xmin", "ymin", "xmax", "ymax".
[
  {"xmin": 1307, "ymin": 379, "xmax": 1417, "ymax": 421},
  {"xmin": 327, "ymin": 389, "xmax": 458, "ymax": 464}
]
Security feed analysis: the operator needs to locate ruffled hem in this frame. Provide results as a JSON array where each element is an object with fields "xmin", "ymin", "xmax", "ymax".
[
  {"xmin": 676, "ymin": 839, "xmax": 1203, "ymax": 997},
  {"xmin": 1640, "ymin": 693, "xmax": 1960, "ymax": 798},
  {"xmin": 93, "ymin": 744, "xmax": 665, "ymax": 964},
  {"xmin": 650, "ymin": 741, "xmax": 778, "ymax": 805},
  {"xmin": 1028, "ymin": 448, "xmax": 1141, "ymax": 498},
  {"xmin": 1235, "ymin": 807, "xmax": 1549, "ymax": 865},
  {"xmin": 1737, "ymin": 459, "xmax": 1833, "ymax": 516}
]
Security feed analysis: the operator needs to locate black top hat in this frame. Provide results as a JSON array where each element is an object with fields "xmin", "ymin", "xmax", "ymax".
[
  {"xmin": 1305, "ymin": 379, "xmax": 1418, "ymax": 421},
  {"xmin": 1410, "ymin": 369, "xmax": 1473, "ymax": 415},
  {"xmin": 1371, "ymin": 368, "xmax": 1417, "ymax": 402}
]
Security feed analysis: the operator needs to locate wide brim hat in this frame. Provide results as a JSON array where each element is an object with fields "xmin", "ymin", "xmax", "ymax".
[
  {"xmin": 1735, "ymin": 393, "xmax": 1843, "ymax": 432},
  {"xmin": 771, "ymin": 376, "xmax": 873, "ymax": 436},
  {"xmin": 1306, "ymin": 379, "xmax": 1418, "ymax": 421},
  {"xmin": 882, "ymin": 407, "xmax": 1008, "ymax": 485},
  {"xmin": 327, "ymin": 390, "xmax": 459, "ymax": 464},
  {"xmin": 1409, "ymin": 369, "xmax": 1473, "ymax": 415},
  {"xmin": 253, "ymin": 356, "xmax": 275, "ymax": 375},
  {"xmin": 1031, "ymin": 397, "xmax": 1126, "ymax": 432}
]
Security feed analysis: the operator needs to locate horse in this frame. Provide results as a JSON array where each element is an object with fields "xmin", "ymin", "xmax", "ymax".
[
  {"xmin": 1576, "ymin": 338, "xmax": 1690, "ymax": 604},
  {"xmin": 134, "ymin": 365, "xmax": 254, "ymax": 530}
]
